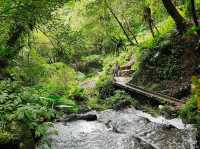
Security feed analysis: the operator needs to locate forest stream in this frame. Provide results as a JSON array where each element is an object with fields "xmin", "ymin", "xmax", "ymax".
[
  {"xmin": 37, "ymin": 108, "xmax": 197, "ymax": 149},
  {"xmin": 2, "ymin": 0, "xmax": 200, "ymax": 149}
]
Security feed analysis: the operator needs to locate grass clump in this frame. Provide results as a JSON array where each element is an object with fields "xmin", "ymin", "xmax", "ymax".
[
  {"xmin": 96, "ymin": 75, "xmax": 115, "ymax": 100},
  {"xmin": 97, "ymin": 90, "xmax": 138, "ymax": 110},
  {"xmin": 179, "ymin": 76, "xmax": 200, "ymax": 124},
  {"xmin": 180, "ymin": 95, "xmax": 200, "ymax": 123},
  {"xmin": 105, "ymin": 90, "xmax": 138, "ymax": 109}
]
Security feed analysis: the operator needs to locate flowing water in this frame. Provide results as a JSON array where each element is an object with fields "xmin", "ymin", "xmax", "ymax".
[{"xmin": 37, "ymin": 108, "xmax": 197, "ymax": 149}]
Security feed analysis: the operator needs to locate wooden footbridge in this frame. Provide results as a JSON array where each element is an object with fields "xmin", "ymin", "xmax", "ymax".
[{"xmin": 113, "ymin": 77, "xmax": 185, "ymax": 108}]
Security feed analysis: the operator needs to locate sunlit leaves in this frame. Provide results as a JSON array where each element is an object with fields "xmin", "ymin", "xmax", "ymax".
[{"xmin": 0, "ymin": 0, "xmax": 69, "ymax": 59}]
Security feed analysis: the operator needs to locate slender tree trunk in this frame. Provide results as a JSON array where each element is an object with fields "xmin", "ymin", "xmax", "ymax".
[
  {"xmin": 105, "ymin": 0, "xmax": 135, "ymax": 46},
  {"xmin": 154, "ymin": 24, "xmax": 160, "ymax": 34},
  {"xmin": 148, "ymin": 20, "xmax": 155, "ymax": 38},
  {"xmin": 130, "ymin": 30, "xmax": 139, "ymax": 44},
  {"xmin": 0, "ymin": 24, "xmax": 25, "ymax": 79},
  {"xmin": 162, "ymin": 0, "xmax": 186, "ymax": 33},
  {"xmin": 190, "ymin": 0, "xmax": 200, "ymax": 37},
  {"xmin": 143, "ymin": 7, "xmax": 156, "ymax": 38},
  {"xmin": 123, "ymin": 16, "xmax": 139, "ymax": 44}
]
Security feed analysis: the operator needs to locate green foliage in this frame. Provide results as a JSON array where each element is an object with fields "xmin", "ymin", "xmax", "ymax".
[
  {"xmin": 60, "ymin": 98, "xmax": 79, "ymax": 113},
  {"xmin": 96, "ymin": 75, "xmax": 115, "ymax": 99},
  {"xmin": 180, "ymin": 77, "xmax": 200, "ymax": 124},
  {"xmin": 10, "ymin": 56, "xmax": 84, "ymax": 114},
  {"xmin": 87, "ymin": 98, "xmax": 100, "ymax": 110},
  {"xmin": 98, "ymin": 90, "xmax": 138, "ymax": 109},
  {"xmin": 186, "ymin": 25, "xmax": 200, "ymax": 36},
  {"xmin": 101, "ymin": 49, "xmax": 134, "ymax": 75},
  {"xmin": 41, "ymin": 19, "xmax": 87, "ymax": 63},
  {"xmin": 0, "ymin": 0, "xmax": 68, "ymax": 59},
  {"xmin": 10, "ymin": 48, "xmax": 46, "ymax": 85},
  {"xmin": 1, "ymin": 0, "xmax": 198, "ymax": 144},
  {"xmin": 105, "ymin": 90, "xmax": 137, "ymax": 107},
  {"xmin": 41, "ymin": 62, "xmax": 76, "ymax": 95},
  {"xmin": 159, "ymin": 105, "xmax": 177, "ymax": 118},
  {"xmin": 180, "ymin": 95, "xmax": 200, "ymax": 124},
  {"xmin": 77, "ymin": 55, "xmax": 103, "ymax": 75},
  {"xmin": 136, "ymin": 17, "xmax": 175, "ymax": 66},
  {"xmin": 82, "ymin": 55, "xmax": 103, "ymax": 70},
  {"xmin": 0, "ymin": 80, "xmax": 56, "ymax": 139},
  {"xmin": 68, "ymin": 84, "xmax": 87, "ymax": 102}
]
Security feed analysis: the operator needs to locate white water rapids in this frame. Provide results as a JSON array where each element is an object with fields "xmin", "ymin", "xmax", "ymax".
[{"xmin": 37, "ymin": 108, "xmax": 197, "ymax": 149}]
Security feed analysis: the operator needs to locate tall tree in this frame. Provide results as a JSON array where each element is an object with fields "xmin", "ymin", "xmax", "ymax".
[
  {"xmin": 143, "ymin": 6, "xmax": 159, "ymax": 38},
  {"xmin": 0, "ymin": 0, "xmax": 67, "ymax": 77},
  {"xmin": 190, "ymin": 0, "xmax": 200, "ymax": 37},
  {"xmin": 162, "ymin": 0, "xmax": 186, "ymax": 33}
]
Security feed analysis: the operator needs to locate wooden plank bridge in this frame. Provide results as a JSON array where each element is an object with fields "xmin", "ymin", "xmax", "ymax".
[{"xmin": 113, "ymin": 77, "xmax": 186, "ymax": 108}]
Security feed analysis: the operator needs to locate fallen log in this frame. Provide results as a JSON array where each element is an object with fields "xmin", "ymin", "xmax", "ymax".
[{"xmin": 56, "ymin": 113, "xmax": 97, "ymax": 122}]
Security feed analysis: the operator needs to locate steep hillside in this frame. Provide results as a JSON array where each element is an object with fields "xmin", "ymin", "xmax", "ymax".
[{"xmin": 131, "ymin": 33, "xmax": 200, "ymax": 99}]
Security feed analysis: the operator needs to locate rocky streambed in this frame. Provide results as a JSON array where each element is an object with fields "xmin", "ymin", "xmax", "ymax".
[{"xmin": 37, "ymin": 108, "xmax": 197, "ymax": 149}]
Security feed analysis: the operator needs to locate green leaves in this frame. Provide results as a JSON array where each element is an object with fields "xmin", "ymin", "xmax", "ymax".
[
  {"xmin": 0, "ymin": 80, "xmax": 56, "ymax": 138},
  {"xmin": 35, "ymin": 122, "xmax": 53, "ymax": 137},
  {"xmin": 0, "ymin": 0, "xmax": 69, "ymax": 63},
  {"xmin": 96, "ymin": 75, "xmax": 115, "ymax": 99}
]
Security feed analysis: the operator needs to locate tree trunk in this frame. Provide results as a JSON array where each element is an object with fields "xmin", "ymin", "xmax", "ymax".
[
  {"xmin": 122, "ymin": 16, "xmax": 139, "ymax": 44},
  {"xmin": 148, "ymin": 20, "xmax": 155, "ymax": 38},
  {"xmin": 1, "ymin": 24, "xmax": 25, "ymax": 61},
  {"xmin": 190, "ymin": 0, "xmax": 200, "ymax": 37},
  {"xmin": 0, "ymin": 24, "xmax": 25, "ymax": 79},
  {"xmin": 162, "ymin": 0, "xmax": 186, "ymax": 33},
  {"xmin": 143, "ymin": 7, "xmax": 156, "ymax": 38},
  {"xmin": 105, "ymin": 0, "xmax": 135, "ymax": 46},
  {"xmin": 0, "ymin": 58, "xmax": 9, "ymax": 79},
  {"xmin": 7, "ymin": 25, "xmax": 24, "ymax": 48}
]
